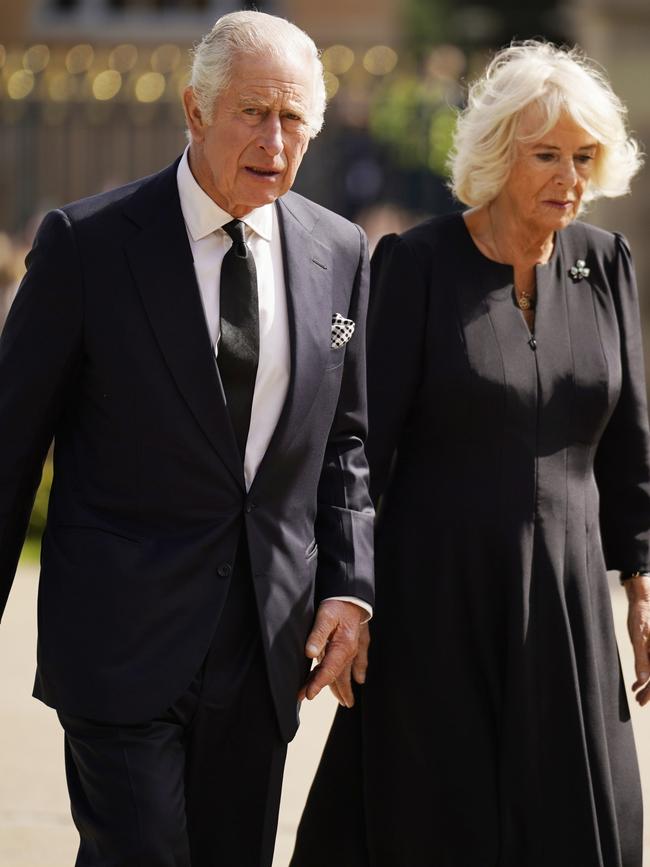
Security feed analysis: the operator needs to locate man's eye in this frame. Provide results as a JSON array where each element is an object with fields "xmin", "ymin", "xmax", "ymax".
[
  {"xmin": 243, "ymin": 107, "xmax": 260, "ymax": 116},
  {"xmin": 284, "ymin": 113, "xmax": 303, "ymax": 123}
]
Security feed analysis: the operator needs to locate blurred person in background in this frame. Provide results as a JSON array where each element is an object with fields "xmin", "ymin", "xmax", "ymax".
[
  {"xmin": 293, "ymin": 41, "xmax": 650, "ymax": 867},
  {"xmin": 0, "ymin": 10, "xmax": 374, "ymax": 867}
]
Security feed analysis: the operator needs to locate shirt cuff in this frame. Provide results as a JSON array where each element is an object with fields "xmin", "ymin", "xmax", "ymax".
[{"xmin": 321, "ymin": 596, "xmax": 373, "ymax": 623}]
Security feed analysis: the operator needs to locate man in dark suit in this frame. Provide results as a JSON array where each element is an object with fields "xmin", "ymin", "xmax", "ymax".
[{"xmin": 0, "ymin": 10, "xmax": 374, "ymax": 866}]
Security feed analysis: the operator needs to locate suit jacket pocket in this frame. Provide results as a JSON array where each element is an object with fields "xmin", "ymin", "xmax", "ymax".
[{"xmin": 325, "ymin": 345, "xmax": 346, "ymax": 371}]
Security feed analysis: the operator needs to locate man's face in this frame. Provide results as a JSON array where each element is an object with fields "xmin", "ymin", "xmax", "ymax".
[{"xmin": 185, "ymin": 51, "xmax": 314, "ymax": 217}]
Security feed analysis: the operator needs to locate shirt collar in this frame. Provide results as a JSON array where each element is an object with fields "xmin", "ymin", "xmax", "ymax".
[{"xmin": 176, "ymin": 146, "xmax": 273, "ymax": 243}]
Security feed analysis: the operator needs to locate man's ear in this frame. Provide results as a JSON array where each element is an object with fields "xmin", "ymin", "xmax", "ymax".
[{"xmin": 183, "ymin": 86, "xmax": 206, "ymax": 142}]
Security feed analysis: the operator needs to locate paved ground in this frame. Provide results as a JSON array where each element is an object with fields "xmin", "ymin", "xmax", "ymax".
[{"xmin": 0, "ymin": 561, "xmax": 648, "ymax": 866}]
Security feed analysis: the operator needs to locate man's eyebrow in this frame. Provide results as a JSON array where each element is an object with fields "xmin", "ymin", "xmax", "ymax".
[
  {"xmin": 238, "ymin": 94, "xmax": 307, "ymax": 112},
  {"xmin": 239, "ymin": 95, "xmax": 267, "ymax": 104}
]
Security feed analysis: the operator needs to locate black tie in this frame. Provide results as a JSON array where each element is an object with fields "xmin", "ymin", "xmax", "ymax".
[{"xmin": 218, "ymin": 219, "xmax": 259, "ymax": 460}]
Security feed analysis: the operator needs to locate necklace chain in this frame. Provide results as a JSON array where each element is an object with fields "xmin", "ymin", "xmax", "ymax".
[{"xmin": 487, "ymin": 204, "xmax": 537, "ymax": 312}]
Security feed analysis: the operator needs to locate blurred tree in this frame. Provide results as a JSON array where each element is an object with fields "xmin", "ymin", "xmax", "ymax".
[
  {"xmin": 367, "ymin": 0, "xmax": 571, "ymax": 212},
  {"xmin": 405, "ymin": 0, "xmax": 568, "ymax": 57}
]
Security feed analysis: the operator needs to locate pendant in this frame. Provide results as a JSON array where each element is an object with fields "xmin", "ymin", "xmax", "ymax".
[
  {"xmin": 569, "ymin": 259, "xmax": 590, "ymax": 281},
  {"xmin": 516, "ymin": 291, "xmax": 535, "ymax": 311}
]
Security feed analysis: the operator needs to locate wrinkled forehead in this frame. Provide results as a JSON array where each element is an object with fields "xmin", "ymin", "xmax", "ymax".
[
  {"xmin": 229, "ymin": 49, "xmax": 316, "ymax": 100},
  {"xmin": 514, "ymin": 99, "xmax": 597, "ymax": 147}
]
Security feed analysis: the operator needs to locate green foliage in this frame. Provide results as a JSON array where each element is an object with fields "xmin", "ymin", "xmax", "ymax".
[
  {"xmin": 27, "ymin": 456, "xmax": 52, "ymax": 541},
  {"xmin": 428, "ymin": 105, "xmax": 457, "ymax": 175},
  {"xmin": 403, "ymin": 0, "xmax": 452, "ymax": 61},
  {"xmin": 369, "ymin": 75, "xmax": 457, "ymax": 177}
]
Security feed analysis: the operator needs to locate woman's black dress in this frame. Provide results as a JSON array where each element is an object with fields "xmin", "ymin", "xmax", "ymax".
[{"xmin": 291, "ymin": 213, "xmax": 649, "ymax": 867}]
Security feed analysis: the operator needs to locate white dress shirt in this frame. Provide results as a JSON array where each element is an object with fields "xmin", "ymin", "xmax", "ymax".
[
  {"xmin": 176, "ymin": 149, "xmax": 371, "ymax": 620},
  {"xmin": 177, "ymin": 149, "xmax": 289, "ymax": 492}
]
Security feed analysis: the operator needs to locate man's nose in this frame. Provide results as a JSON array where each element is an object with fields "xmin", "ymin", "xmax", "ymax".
[{"xmin": 258, "ymin": 114, "xmax": 283, "ymax": 155}]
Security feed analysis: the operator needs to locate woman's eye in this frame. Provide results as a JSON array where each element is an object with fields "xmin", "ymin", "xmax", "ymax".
[
  {"xmin": 535, "ymin": 152, "xmax": 555, "ymax": 162},
  {"xmin": 575, "ymin": 154, "xmax": 594, "ymax": 165}
]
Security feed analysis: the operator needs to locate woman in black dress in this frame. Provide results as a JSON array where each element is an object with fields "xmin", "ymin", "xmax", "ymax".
[{"xmin": 292, "ymin": 42, "xmax": 650, "ymax": 867}]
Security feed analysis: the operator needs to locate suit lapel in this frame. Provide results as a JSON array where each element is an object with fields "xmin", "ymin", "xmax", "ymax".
[
  {"xmin": 250, "ymin": 195, "xmax": 332, "ymax": 491},
  {"xmin": 123, "ymin": 162, "xmax": 244, "ymax": 488}
]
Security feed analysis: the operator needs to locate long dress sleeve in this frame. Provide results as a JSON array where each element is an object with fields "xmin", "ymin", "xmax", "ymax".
[
  {"xmin": 365, "ymin": 233, "xmax": 429, "ymax": 506},
  {"xmin": 594, "ymin": 233, "xmax": 650, "ymax": 573}
]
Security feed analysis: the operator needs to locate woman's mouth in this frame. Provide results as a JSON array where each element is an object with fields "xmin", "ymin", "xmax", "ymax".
[{"xmin": 544, "ymin": 200, "xmax": 573, "ymax": 210}]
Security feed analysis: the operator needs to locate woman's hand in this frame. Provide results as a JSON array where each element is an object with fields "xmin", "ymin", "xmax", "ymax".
[{"xmin": 625, "ymin": 575, "xmax": 650, "ymax": 706}]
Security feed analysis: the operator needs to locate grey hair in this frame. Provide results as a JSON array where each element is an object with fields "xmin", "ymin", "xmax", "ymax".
[
  {"xmin": 449, "ymin": 40, "xmax": 643, "ymax": 207},
  {"xmin": 188, "ymin": 10, "xmax": 326, "ymax": 138}
]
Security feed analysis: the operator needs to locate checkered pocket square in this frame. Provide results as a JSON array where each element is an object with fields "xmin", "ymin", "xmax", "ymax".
[{"xmin": 331, "ymin": 313, "xmax": 355, "ymax": 349}]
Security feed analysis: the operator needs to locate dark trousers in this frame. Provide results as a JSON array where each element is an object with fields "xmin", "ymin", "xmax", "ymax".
[{"xmin": 57, "ymin": 539, "xmax": 287, "ymax": 867}]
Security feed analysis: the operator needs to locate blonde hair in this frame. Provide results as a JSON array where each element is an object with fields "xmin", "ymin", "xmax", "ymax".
[
  {"xmin": 189, "ymin": 10, "xmax": 326, "ymax": 138},
  {"xmin": 449, "ymin": 41, "xmax": 643, "ymax": 207}
]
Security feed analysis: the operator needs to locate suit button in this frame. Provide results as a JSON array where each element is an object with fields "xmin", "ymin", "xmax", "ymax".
[
  {"xmin": 217, "ymin": 563, "xmax": 232, "ymax": 578},
  {"xmin": 245, "ymin": 501, "xmax": 257, "ymax": 514}
]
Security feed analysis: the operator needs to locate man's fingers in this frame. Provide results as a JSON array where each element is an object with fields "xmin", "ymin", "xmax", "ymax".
[
  {"xmin": 304, "ymin": 636, "xmax": 358, "ymax": 700},
  {"xmin": 335, "ymin": 663, "xmax": 354, "ymax": 707},
  {"xmin": 352, "ymin": 623, "xmax": 370, "ymax": 685},
  {"xmin": 304, "ymin": 608, "xmax": 337, "ymax": 659},
  {"xmin": 304, "ymin": 660, "xmax": 340, "ymax": 701},
  {"xmin": 630, "ymin": 633, "xmax": 650, "ymax": 691},
  {"xmin": 636, "ymin": 682, "xmax": 650, "ymax": 706},
  {"xmin": 328, "ymin": 680, "xmax": 345, "ymax": 705},
  {"xmin": 328, "ymin": 665, "xmax": 353, "ymax": 707},
  {"xmin": 301, "ymin": 600, "xmax": 365, "ymax": 701}
]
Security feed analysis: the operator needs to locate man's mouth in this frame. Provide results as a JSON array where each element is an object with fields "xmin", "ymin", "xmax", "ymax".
[{"xmin": 245, "ymin": 166, "xmax": 281, "ymax": 177}]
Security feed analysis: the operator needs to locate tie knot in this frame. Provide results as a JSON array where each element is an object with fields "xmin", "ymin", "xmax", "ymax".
[
  {"xmin": 223, "ymin": 219, "xmax": 246, "ymax": 244},
  {"xmin": 222, "ymin": 220, "xmax": 248, "ymax": 259}
]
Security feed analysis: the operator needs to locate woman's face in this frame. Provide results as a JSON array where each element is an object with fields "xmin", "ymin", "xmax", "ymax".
[{"xmin": 497, "ymin": 108, "xmax": 599, "ymax": 233}]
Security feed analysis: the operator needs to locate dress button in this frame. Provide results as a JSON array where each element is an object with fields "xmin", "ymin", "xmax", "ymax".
[
  {"xmin": 217, "ymin": 563, "xmax": 232, "ymax": 578},
  {"xmin": 245, "ymin": 501, "xmax": 257, "ymax": 514}
]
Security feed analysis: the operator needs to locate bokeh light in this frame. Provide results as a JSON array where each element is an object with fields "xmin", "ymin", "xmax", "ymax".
[
  {"xmin": 92, "ymin": 69, "xmax": 122, "ymax": 101},
  {"xmin": 150, "ymin": 44, "xmax": 181, "ymax": 73},
  {"xmin": 23, "ymin": 44, "xmax": 50, "ymax": 74},
  {"xmin": 322, "ymin": 45, "xmax": 355, "ymax": 76},
  {"xmin": 324, "ymin": 71, "xmax": 340, "ymax": 99},
  {"xmin": 363, "ymin": 46, "xmax": 398, "ymax": 76},
  {"xmin": 65, "ymin": 44, "xmax": 94, "ymax": 75},
  {"xmin": 7, "ymin": 69, "xmax": 35, "ymax": 100},
  {"xmin": 425, "ymin": 45, "xmax": 466, "ymax": 81},
  {"xmin": 109, "ymin": 44, "xmax": 138, "ymax": 73},
  {"xmin": 135, "ymin": 71, "xmax": 165, "ymax": 103},
  {"xmin": 0, "ymin": 46, "xmax": 6, "ymax": 70}
]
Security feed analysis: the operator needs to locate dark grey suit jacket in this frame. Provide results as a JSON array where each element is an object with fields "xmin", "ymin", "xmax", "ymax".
[{"xmin": 0, "ymin": 158, "xmax": 374, "ymax": 741}]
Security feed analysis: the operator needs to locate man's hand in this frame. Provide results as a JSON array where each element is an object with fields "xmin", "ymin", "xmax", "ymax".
[
  {"xmin": 328, "ymin": 622, "xmax": 370, "ymax": 707},
  {"xmin": 298, "ymin": 600, "xmax": 367, "ymax": 707},
  {"xmin": 625, "ymin": 576, "xmax": 650, "ymax": 706}
]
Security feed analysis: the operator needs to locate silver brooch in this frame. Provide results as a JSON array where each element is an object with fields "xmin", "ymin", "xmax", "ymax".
[{"xmin": 569, "ymin": 259, "xmax": 590, "ymax": 281}]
